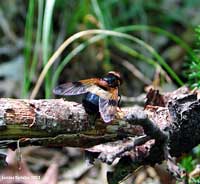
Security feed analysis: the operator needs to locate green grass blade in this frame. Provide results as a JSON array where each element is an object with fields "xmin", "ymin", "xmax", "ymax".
[
  {"xmin": 30, "ymin": 0, "xmax": 44, "ymax": 81},
  {"xmin": 42, "ymin": 0, "xmax": 56, "ymax": 98},
  {"xmin": 22, "ymin": 0, "xmax": 35, "ymax": 98},
  {"xmin": 91, "ymin": 0, "xmax": 111, "ymax": 70},
  {"xmin": 91, "ymin": 0, "xmax": 106, "ymax": 29},
  {"xmin": 66, "ymin": 1, "xmax": 89, "ymax": 35},
  {"xmin": 112, "ymin": 40, "xmax": 158, "ymax": 67}
]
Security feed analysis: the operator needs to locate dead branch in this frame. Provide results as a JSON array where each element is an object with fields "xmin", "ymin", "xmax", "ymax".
[
  {"xmin": 0, "ymin": 87, "xmax": 200, "ymax": 183},
  {"xmin": 0, "ymin": 98, "xmax": 142, "ymax": 149}
]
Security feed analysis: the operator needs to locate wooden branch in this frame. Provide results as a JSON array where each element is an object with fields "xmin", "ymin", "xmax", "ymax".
[
  {"xmin": 0, "ymin": 87, "xmax": 199, "ymax": 162},
  {"xmin": 0, "ymin": 98, "xmax": 141, "ymax": 149},
  {"xmin": 1, "ymin": 87, "xmax": 199, "ymax": 183}
]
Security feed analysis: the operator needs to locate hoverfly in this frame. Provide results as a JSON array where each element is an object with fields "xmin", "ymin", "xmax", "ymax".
[{"xmin": 53, "ymin": 71, "xmax": 122, "ymax": 123}]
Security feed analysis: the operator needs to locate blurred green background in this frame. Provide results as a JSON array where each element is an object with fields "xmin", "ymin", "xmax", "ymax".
[
  {"xmin": 1, "ymin": 0, "xmax": 200, "ymax": 99},
  {"xmin": 0, "ymin": 0, "xmax": 200, "ymax": 183}
]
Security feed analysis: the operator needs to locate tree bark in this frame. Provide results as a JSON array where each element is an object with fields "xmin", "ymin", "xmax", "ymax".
[{"xmin": 0, "ymin": 98, "xmax": 124, "ymax": 149}]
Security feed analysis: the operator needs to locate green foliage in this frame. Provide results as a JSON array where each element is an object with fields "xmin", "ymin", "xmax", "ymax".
[
  {"xmin": 189, "ymin": 177, "xmax": 200, "ymax": 184},
  {"xmin": 22, "ymin": 0, "xmax": 183, "ymax": 98},
  {"xmin": 23, "ymin": 0, "xmax": 200, "ymax": 99},
  {"xmin": 180, "ymin": 145, "xmax": 200, "ymax": 183},
  {"xmin": 23, "ymin": 0, "xmax": 44, "ymax": 98},
  {"xmin": 181, "ymin": 155, "xmax": 194, "ymax": 172},
  {"xmin": 180, "ymin": 24, "xmax": 200, "ymax": 182},
  {"xmin": 188, "ymin": 25, "xmax": 200, "ymax": 88}
]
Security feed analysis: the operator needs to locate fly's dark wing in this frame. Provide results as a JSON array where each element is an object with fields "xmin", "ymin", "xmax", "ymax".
[
  {"xmin": 99, "ymin": 88, "xmax": 118, "ymax": 123},
  {"xmin": 53, "ymin": 78, "xmax": 100, "ymax": 96}
]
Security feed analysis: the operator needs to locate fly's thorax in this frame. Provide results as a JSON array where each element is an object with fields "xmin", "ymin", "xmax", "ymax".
[{"xmin": 102, "ymin": 74, "xmax": 121, "ymax": 87}]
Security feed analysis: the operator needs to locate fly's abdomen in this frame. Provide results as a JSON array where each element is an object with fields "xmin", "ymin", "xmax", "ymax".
[{"xmin": 82, "ymin": 92, "xmax": 99, "ymax": 114}]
